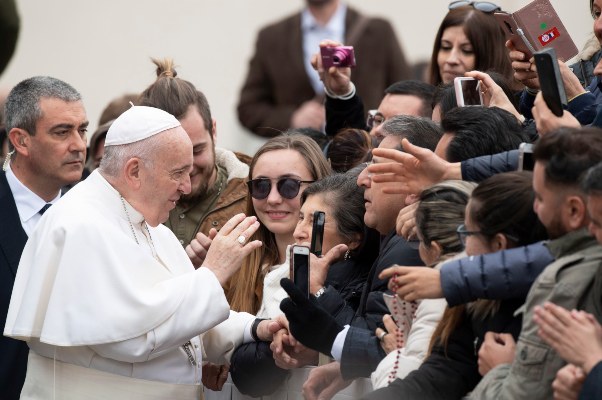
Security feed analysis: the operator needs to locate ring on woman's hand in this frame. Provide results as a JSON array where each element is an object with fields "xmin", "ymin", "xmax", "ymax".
[
  {"xmin": 378, "ymin": 330, "xmax": 388, "ymax": 341},
  {"xmin": 237, "ymin": 235, "xmax": 246, "ymax": 245}
]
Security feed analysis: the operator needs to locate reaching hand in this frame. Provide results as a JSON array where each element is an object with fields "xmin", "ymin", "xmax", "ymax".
[
  {"xmin": 202, "ymin": 363, "xmax": 230, "ymax": 391},
  {"xmin": 302, "ymin": 361, "xmax": 352, "ymax": 400},
  {"xmin": 279, "ymin": 278, "xmax": 343, "ymax": 356},
  {"xmin": 380, "ymin": 266, "xmax": 442, "ymax": 302},
  {"xmin": 506, "ymin": 40, "xmax": 539, "ymax": 90},
  {"xmin": 532, "ymin": 92, "xmax": 580, "ymax": 137},
  {"xmin": 534, "ymin": 302, "xmax": 602, "ymax": 374},
  {"xmin": 464, "ymin": 70, "xmax": 524, "ymax": 122},
  {"xmin": 309, "ymin": 243, "xmax": 348, "ymax": 294},
  {"xmin": 368, "ymin": 140, "xmax": 460, "ymax": 195},
  {"xmin": 552, "ymin": 364, "xmax": 585, "ymax": 400},
  {"xmin": 396, "ymin": 202, "xmax": 419, "ymax": 240},
  {"xmin": 186, "ymin": 228, "xmax": 217, "ymax": 268},
  {"xmin": 202, "ymin": 214, "xmax": 262, "ymax": 285},
  {"xmin": 478, "ymin": 331, "xmax": 516, "ymax": 376},
  {"xmin": 311, "ymin": 40, "xmax": 353, "ymax": 96}
]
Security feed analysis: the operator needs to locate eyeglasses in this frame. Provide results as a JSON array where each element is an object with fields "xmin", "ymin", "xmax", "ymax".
[
  {"xmin": 366, "ymin": 110, "xmax": 385, "ymax": 130},
  {"xmin": 456, "ymin": 224, "xmax": 482, "ymax": 246},
  {"xmin": 448, "ymin": 0, "xmax": 501, "ymax": 13},
  {"xmin": 247, "ymin": 178, "xmax": 314, "ymax": 200}
]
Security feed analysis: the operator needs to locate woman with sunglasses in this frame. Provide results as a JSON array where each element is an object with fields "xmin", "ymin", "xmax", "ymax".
[
  {"xmin": 430, "ymin": 1, "xmax": 513, "ymax": 86},
  {"xmin": 365, "ymin": 171, "xmax": 547, "ymax": 400}
]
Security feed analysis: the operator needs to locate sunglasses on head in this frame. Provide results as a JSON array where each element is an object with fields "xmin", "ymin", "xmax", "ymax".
[
  {"xmin": 247, "ymin": 178, "xmax": 314, "ymax": 200},
  {"xmin": 448, "ymin": 0, "xmax": 501, "ymax": 13}
]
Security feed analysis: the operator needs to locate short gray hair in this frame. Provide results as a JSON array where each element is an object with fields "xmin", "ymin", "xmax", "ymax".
[
  {"xmin": 4, "ymin": 76, "xmax": 82, "ymax": 134},
  {"xmin": 99, "ymin": 132, "xmax": 166, "ymax": 177},
  {"xmin": 380, "ymin": 115, "xmax": 442, "ymax": 151}
]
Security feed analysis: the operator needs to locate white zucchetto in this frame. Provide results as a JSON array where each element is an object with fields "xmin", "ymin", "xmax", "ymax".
[{"xmin": 105, "ymin": 105, "xmax": 181, "ymax": 146}]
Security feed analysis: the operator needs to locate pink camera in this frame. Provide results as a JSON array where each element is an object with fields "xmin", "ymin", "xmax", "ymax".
[{"xmin": 320, "ymin": 46, "xmax": 356, "ymax": 68}]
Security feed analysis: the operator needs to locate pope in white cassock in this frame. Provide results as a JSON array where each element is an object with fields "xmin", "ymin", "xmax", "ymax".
[{"xmin": 4, "ymin": 106, "xmax": 265, "ymax": 399}]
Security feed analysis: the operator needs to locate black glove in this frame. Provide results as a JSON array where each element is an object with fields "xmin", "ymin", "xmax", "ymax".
[{"xmin": 279, "ymin": 278, "xmax": 344, "ymax": 357}]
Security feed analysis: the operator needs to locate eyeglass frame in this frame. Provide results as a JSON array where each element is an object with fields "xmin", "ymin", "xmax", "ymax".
[
  {"xmin": 366, "ymin": 109, "xmax": 385, "ymax": 130},
  {"xmin": 456, "ymin": 223, "xmax": 520, "ymax": 247},
  {"xmin": 246, "ymin": 177, "xmax": 314, "ymax": 200},
  {"xmin": 448, "ymin": 0, "xmax": 501, "ymax": 13}
]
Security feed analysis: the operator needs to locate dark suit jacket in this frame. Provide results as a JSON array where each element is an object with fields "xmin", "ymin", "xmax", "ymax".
[
  {"xmin": 238, "ymin": 6, "xmax": 411, "ymax": 137},
  {"xmin": 0, "ymin": 171, "xmax": 29, "ymax": 399}
]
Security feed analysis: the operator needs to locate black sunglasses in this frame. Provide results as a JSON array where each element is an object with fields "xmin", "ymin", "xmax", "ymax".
[
  {"xmin": 247, "ymin": 178, "xmax": 314, "ymax": 200},
  {"xmin": 448, "ymin": 0, "xmax": 501, "ymax": 13}
]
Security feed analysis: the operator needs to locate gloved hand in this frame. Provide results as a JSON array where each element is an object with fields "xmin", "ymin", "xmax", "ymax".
[{"xmin": 279, "ymin": 278, "xmax": 344, "ymax": 357}]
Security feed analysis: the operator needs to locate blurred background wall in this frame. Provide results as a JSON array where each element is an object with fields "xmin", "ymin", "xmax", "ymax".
[{"xmin": 0, "ymin": 0, "xmax": 592, "ymax": 155}]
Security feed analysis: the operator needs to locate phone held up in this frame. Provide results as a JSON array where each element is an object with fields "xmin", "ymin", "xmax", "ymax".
[
  {"xmin": 533, "ymin": 47, "xmax": 567, "ymax": 117},
  {"xmin": 518, "ymin": 142, "xmax": 535, "ymax": 171},
  {"xmin": 310, "ymin": 211, "xmax": 325, "ymax": 257},
  {"xmin": 320, "ymin": 46, "xmax": 356, "ymax": 68},
  {"xmin": 290, "ymin": 245, "xmax": 310, "ymax": 298},
  {"xmin": 454, "ymin": 77, "xmax": 483, "ymax": 107}
]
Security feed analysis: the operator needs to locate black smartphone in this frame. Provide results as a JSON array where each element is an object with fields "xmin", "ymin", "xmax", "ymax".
[
  {"xmin": 534, "ymin": 48, "xmax": 567, "ymax": 117},
  {"xmin": 310, "ymin": 211, "xmax": 325, "ymax": 256},
  {"xmin": 290, "ymin": 245, "xmax": 310, "ymax": 298},
  {"xmin": 518, "ymin": 143, "xmax": 535, "ymax": 171}
]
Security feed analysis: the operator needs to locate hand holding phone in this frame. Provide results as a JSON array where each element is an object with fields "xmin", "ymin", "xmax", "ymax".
[
  {"xmin": 290, "ymin": 245, "xmax": 310, "ymax": 298},
  {"xmin": 454, "ymin": 77, "xmax": 483, "ymax": 107},
  {"xmin": 310, "ymin": 211, "xmax": 325, "ymax": 256}
]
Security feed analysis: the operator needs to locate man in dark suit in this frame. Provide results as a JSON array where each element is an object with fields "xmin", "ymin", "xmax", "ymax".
[
  {"xmin": 238, "ymin": 0, "xmax": 411, "ymax": 137},
  {"xmin": 0, "ymin": 76, "xmax": 87, "ymax": 399}
]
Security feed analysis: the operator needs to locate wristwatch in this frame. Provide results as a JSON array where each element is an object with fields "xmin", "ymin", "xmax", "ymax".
[{"xmin": 314, "ymin": 287, "xmax": 326, "ymax": 299}]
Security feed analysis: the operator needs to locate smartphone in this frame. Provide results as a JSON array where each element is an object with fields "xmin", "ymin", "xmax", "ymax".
[
  {"xmin": 494, "ymin": 12, "xmax": 535, "ymax": 59},
  {"xmin": 534, "ymin": 48, "xmax": 567, "ymax": 117},
  {"xmin": 518, "ymin": 142, "xmax": 535, "ymax": 171},
  {"xmin": 290, "ymin": 245, "xmax": 310, "ymax": 298},
  {"xmin": 454, "ymin": 77, "xmax": 483, "ymax": 107},
  {"xmin": 320, "ymin": 46, "xmax": 356, "ymax": 68},
  {"xmin": 310, "ymin": 211, "xmax": 325, "ymax": 256}
]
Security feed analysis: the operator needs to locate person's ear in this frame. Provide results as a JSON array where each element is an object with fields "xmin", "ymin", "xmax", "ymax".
[
  {"xmin": 123, "ymin": 157, "xmax": 143, "ymax": 189},
  {"xmin": 565, "ymin": 195, "xmax": 587, "ymax": 231},
  {"xmin": 8, "ymin": 128, "xmax": 30, "ymax": 156},
  {"xmin": 428, "ymin": 241, "xmax": 443, "ymax": 261},
  {"xmin": 491, "ymin": 233, "xmax": 508, "ymax": 251},
  {"xmin": 211, "ymin": 119, "xmax": 217, "ymax": 142},
  {"xmin": 346, "ymin": 232, "xmax": 363, "ymax": 251}
]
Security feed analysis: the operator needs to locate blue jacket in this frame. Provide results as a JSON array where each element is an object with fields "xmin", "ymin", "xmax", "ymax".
[{"xmin": 440, "ymin": 241, "xmax": 554, "ymax": 307}]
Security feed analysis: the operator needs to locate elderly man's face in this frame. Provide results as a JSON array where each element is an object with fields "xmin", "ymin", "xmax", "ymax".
[
  {"xmin": 587, "ymin": 193, "xmax": 602, "ymax": 244},
  {"xmin": 138, "ymin": 127, "xmax": 193, "ymax": 226}
]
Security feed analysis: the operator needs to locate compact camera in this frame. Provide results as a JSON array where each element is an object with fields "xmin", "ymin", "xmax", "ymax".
[{"xmin": 320, "ymin": 46, "xmax": 356, "ymax": 68}]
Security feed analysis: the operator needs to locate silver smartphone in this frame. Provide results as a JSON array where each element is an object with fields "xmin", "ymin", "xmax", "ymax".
[
  {"xmin": 454, "ymin": 77, "xmax": 483, "ymax": 107},
  {"xmin": 518, "ymin": 142, "xmax": 535, "ymax": 171}
]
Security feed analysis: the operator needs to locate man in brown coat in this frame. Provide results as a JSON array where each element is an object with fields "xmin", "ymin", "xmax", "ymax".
[{"xmin": 238, "ymin": 0, "xmax": 411, "ymax": 137}]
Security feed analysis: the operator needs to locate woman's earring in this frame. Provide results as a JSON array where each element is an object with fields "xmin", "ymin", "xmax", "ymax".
[{"xmin": 344, "ymin": 249, "xmax": 351, "ymax": 260}]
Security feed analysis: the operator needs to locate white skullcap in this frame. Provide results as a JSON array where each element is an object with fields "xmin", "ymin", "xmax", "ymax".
[{"xmin": 105, "ymin": 105, "xmax": 181, "ymax": 146}]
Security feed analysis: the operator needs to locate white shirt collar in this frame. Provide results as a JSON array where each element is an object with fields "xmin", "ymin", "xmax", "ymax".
[
  {"xmin": 5, "ymin": 163, "xmax": 60, "ymax": 224},
  {"xmin": 301, "ymin": 3, "xmax": 347, "ymax": 35}
]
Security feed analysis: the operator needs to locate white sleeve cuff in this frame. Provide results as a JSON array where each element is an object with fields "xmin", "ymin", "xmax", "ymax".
[
  {"xmin": 242, "ymin": 318, "xmax": 255, "ymax": 343},
  {"xmin": 330, "ymin": 324, "xmax": 350, "ymax": 361},
  {"xmin": 324, "ymin": 82, "xmax": 356, "ymax": 100}
]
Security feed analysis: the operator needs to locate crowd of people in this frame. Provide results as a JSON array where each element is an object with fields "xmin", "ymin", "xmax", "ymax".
[{"xmin": 1, "ymin": 0, "xmax": 602, "ymax": 399}]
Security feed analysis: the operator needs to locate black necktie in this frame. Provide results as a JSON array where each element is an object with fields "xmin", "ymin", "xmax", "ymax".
[{"xmin": 38, "ymin": 204, "xmax": 52, "ymax": 215}]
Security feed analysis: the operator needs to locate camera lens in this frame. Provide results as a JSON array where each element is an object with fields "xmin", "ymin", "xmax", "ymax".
[{"xmin": 332, "ymin": 50, "xmax": 347, "ymax": 64}]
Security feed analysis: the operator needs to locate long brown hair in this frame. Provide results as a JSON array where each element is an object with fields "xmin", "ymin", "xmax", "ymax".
[
  {"xmin": 227, "ymin": 134, "xmax": 332, "ymax": 313},
  {"xmin": 429, "ymin": 7, "xmax": 513, "ymax": 86}
]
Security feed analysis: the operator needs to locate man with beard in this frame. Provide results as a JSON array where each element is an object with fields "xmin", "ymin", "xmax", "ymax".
[{"xmin": 139, "ymin": 58, "xmax": 250, "ymax": 254}]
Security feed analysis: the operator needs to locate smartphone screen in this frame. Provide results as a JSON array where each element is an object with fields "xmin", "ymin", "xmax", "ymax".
[
  {"xmin": 518, "ymin": 143, "xmax": 535, "ymax": 171},
  {"xmin": 310, "ymin": 211, "xmax": 325, "ymax": 256},
  {"xmin": 454, "ymin": 77, "xmax": 482, "ymax": 107},
  {"xmin": 291, "ymin": 246, "xmax": 310, "ymax": 298}
]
